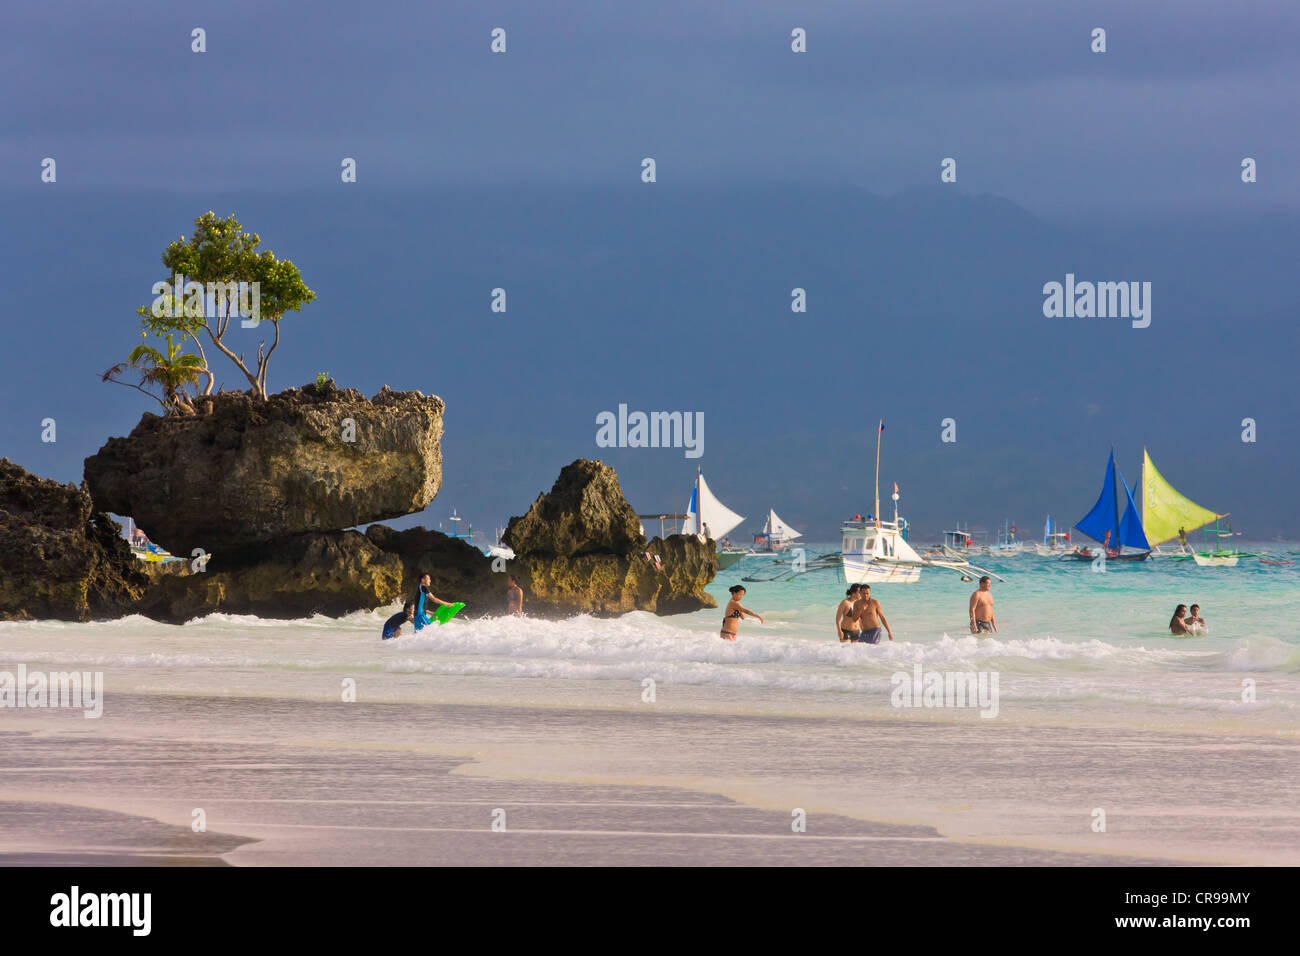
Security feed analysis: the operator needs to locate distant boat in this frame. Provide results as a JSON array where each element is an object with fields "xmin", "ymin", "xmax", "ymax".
[
  {"xmin": 940, "ymin": 524, "xmax": 976, "ymax": 555},
  {"xmin": 1065, "ymin": 449, "xmax": 1151, "ymax": 562},
  {"xmin": 1034, "ymin": 515, "xmax": 1071, "ymax": 556},
  {"xmin": 988, "ymin": 520, "xmax": 1024, "ymax": 553},
  {"xmin": 841, "ymin": 421, "xmax": 1003, "ymax": 584},
  {"xmin": 680, "ymin": 468, "xmax": 749, "ymax": 570},
  {"xmin": 752, "ymin": 510, "xmax": 803, "ymax": 552},
  {"xmin": 1140, "ymin": 450, "xmax": 1252, "ymax": 567}
]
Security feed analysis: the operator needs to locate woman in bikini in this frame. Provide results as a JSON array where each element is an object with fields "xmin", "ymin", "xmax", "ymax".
[
  {"xmin": 1169, "ymin": 604, "xmax": 1191, "ymax": 635},
  {"xmin": 721, "ymin": 584, "xmax": 763, "ymax": 640}
]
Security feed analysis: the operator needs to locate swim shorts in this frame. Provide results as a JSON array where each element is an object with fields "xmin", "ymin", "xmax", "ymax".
[
  {"xmin": 857, "ymin": 628, "xmax": 883, "ymax": 644},
  {"xmin": 974, "ymin": 620, "xmax": 994, "ymax": 634}
]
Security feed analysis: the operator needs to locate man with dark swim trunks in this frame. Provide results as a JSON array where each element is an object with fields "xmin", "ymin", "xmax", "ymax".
[
  {"xmin": 836, "ymin": 584, "xmax": 861, "ymax": 642},
  {"xmin": 851, "ymin": 585, "xmax": 893, "ymax": 644},
  {"xmin": 969, "ymin": 576, "xmax": 996, "ymax": 633}
]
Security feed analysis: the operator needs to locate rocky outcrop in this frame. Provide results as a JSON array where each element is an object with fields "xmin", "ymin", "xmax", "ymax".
[
  {"xmin": 0, "ymin": 459, "xmax": 149, "ymax": 621},
  {"xmin": 84, "ymin": 383, "xmax": 444, "ymax": 554},
  {"xmin": 503, "ymin": 458, "xmax": 645, "ymax": 556},
  {"xmin": 494, "ymin": 460, "xmax": 714, "ymax": 616},
  {"xmin": 361, "ymin": 460, "xmax": 717, "ymax": 619},
  {"xmin": 135, "ymin": 531, "xmax": 404, "ymax": 625}
]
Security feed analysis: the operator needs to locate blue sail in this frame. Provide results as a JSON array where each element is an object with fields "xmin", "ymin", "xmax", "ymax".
[
  {"xmin": 1075, "ymin": 450, "xmax": 1118, "ymax": 545},
  {"xmin": 1117, "ymin": 468, "xmax": 1150, "ymax": 551}
]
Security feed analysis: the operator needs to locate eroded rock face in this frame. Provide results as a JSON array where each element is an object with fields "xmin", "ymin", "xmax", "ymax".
[
  {"xmin": 509, "ymin": 534, "xmax": 717, "ymax": 617},
  {"xmin": 135, "ymin": 530, "xmax": 404, "ymax": 625},
  {"xmin": 0, "ymin": 459, "xmax": 148, "ymax": 621},
  {"xmin": 503, "ymin": 459, "xmax": 646, "ymax": 556},
  {"xmin": 84, "ymin": 383, "xmax": 443, "ymax": 554},
  {"xmin": 358, "ymin": 458, "xmax": 713, "ymax": 619}
]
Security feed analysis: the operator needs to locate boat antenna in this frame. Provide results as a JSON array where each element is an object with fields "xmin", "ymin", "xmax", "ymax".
[{"xmin": 874, "ymin": 419, "xmax": 883, "ymax": 527}]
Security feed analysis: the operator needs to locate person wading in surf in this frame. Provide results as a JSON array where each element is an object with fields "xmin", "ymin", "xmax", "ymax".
[
  {"xmin": 721, "ymin": 585, "xmax": 763, "ymax": 641},
  {"xmin": 411, "ymin": 572, "xmax": 454, "ymax": 631},
  {"xmin": 851, "ymin": 585, "xmax": 893, "ymax": 644},
  {"xmin": 969, "ymin": 576, "xmax": 997, "ymax": 634},
  {"xmin": 836, "ymin": 584, "xmax": 862, "ymax": 642}
]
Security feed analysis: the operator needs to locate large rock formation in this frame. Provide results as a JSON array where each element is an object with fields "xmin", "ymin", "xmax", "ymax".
[
  {"xmin": 361, "ymin": 460, "xmax": 716, "ymax": 619},
  {"xmin": 0, "ymin": 459, "xmax": 149, "ymax": 621},
  {"xmin": 493, "ymin": 459, "xmax": 716, "ymax": 616},
  {"xmin": 135, "ymin": 531, "xmax": 404, "ymax": 625},
  {"xmin": 84, "ymin": 383, "xmax": 443, "ymax": 554},
  {"xmin": 503, "ymin": 458, "xmax": 645, "ymax": 556}
]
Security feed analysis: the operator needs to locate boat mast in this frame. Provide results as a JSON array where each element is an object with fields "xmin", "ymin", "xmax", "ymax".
[{"xmin": 873, "ymin": 419, "xmax": 882, "ymax": 527}]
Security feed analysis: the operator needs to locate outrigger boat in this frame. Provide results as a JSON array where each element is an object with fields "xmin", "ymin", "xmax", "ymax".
[
  {"xmin": 680, "ymin": 468, "xmax": 750, "ymax": 570},
  {"xmin": 840, "ymin": 421, "xmax": 1004, "ymax": 584},
  {"xmin": 1064, "ymin": 449, "xmax": 1151, "ymax": 562},
  {"xmin": 940, "ymin": 524, "xmax": 976, "ymax": 556},
  {"xmin": 988, "ymin": 520, "xmax": 1024, "ymax": 553},
  {"xmin": 1034, "ymin": 515, "xmax": 1071, "ymax": 556},
  {"xmin": 1140, "ymin": 449, "xmax": 1253, "ymax": 567},
  {"xmin": 752, "ymin": 510, "xmax": 803, "ymax": 553}
]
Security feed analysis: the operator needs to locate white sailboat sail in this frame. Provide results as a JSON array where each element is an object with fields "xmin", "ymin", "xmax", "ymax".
[
  {"xmin": 681, "ymin": 472, "xmax": 744, "ymax": 542},
  {"xmin": 764, "ymin": 509, "xmax": 802, "ymax": 540}
]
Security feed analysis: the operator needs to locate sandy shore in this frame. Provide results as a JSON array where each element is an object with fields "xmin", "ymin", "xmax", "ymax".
[{"xmin": 5, "ymin": 690, "xmax": 1295, "ymax": 865}]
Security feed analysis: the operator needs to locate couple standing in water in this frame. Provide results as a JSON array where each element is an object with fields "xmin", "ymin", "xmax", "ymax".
[{"xmin": 834, "ymin": 583, "xmax": 894, "ymax": 644}]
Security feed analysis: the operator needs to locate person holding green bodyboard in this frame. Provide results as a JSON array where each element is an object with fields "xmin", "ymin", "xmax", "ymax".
[{"xmin": 411, "ymin": 572, "xmax": 464, "ymax": 629}]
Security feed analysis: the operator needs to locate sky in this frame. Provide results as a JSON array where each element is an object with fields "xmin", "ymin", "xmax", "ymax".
[{"xmin": 2, "ymin": 0, "xmax": 1297, "ymax": 541}]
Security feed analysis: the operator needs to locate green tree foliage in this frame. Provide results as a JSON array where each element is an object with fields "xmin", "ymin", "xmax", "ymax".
[
  {"xmin": 137, "ymin": 212, "xmax": 316, "ymax": 400},
  {"xmin": 103, "ymin": 333, "xmax": 204, "ymax": 415}
]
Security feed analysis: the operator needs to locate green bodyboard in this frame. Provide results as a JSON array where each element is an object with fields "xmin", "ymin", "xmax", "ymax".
[{"xmin": 428, "ymin": 602, "xmax": 465, "ymax": 625}]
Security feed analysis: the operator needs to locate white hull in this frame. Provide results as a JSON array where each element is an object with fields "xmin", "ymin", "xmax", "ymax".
[
  {"xmin": 842, "ymin": 557, "xmax": 922, "ymax": 583},
  {"xmin": 1193, "ymin": 553, "xmax": 1239, "ymax": 567}
]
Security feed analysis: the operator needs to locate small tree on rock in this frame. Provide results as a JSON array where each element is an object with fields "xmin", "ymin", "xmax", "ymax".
[{"xmin": 137, "ymin": 212, "xmax": 316, "ymax": 400}]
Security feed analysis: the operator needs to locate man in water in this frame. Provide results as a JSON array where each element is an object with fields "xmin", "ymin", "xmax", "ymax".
[
  {"xmin": 382, "ymin": 603, "xmax": 416, "ymax": 640},
  {"xmin": 411, "ymin": 572, "xmax": 454, "ymax": 631},
  {"xmin": 506, "ymin": 575, "xmax": 524, "ymax": 617},
  {"xmin": 852, "ymin": 585, "xmax": 893, "ymax": 644},
  {"xmin": 969, "ymin": 576, "xmax": 996, "ymax": 634},
  {"xmin": 836, "ymin": 584, "xmax": 861, "ymax": 642},
  {"xmin": 1186, "ymin": 603, "xmax": 1207, "ymax": 632}
]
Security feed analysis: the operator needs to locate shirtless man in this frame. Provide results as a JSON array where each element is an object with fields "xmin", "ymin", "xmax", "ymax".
[
  {"xmin": 835, "ymin": 584, "xmax": 861, "ymax": 642},
  {"xmin": 1185, "ymin": 603, "xmax": 1206, "ymax": 633},
  {"xmin": 506, "ymin": 575, "xmax": 524, "ymax": 617},
  {"xmin": 851, "ymin": 585, "xmax": 893, "ymax": 644},
  {"xmin": 969, "ymin": 576, "xmax": 996, "ymax": 633}
]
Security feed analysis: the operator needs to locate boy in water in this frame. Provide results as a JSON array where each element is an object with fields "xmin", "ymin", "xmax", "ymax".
[
  {"xmin": 382, "ymin": 603, "xmax": 416, "ymax": 640},
  {"xmin": 411, "ymin": 572, "xmax": 454, "ymax": 631}
]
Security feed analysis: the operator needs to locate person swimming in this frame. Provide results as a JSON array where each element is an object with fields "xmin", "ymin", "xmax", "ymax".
[
  {"xmin": 1169, "ymin": 604, "xmax": 1191, "ymax": 635},
  {"xmin": 721, "ymin": 585, "xmax": 763, "ymax": 641},
  {"xmin": 382, "ymin": 602, "xmax": 416, "ymax": 640},
  {"xmin": 836, "ymin": 584, "xmax": 861, "ymax": 642},
  {"xmin": 1185, "ymin": 603, "xmax": 1207, "ymax": 633}
]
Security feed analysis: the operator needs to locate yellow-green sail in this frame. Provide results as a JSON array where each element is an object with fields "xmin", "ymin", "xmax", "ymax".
[{"xmin": 1141, "ymin": 449, "xmax": 1223, "ymax": 546}]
